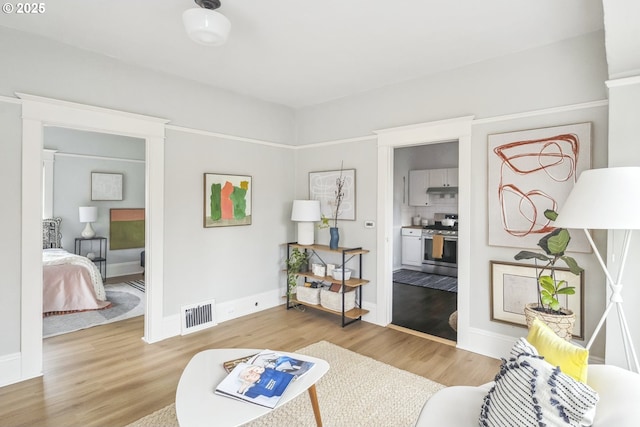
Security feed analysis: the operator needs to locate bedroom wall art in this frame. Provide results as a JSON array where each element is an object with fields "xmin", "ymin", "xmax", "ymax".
[
  {"xmin": 203, "ymin": 173, "xmax": 252, "ymax": 227},
  {"xmin": 309, "ymin": 168, "xmax": 356, "ymax": 221},
  {"xmin": 487, "ymin": 122, "xmax": 591, "ymax": 251},
  {"xmin": 110, "ymin": 208, "xmax": 145, "ymax": 249},
  {"xmin": 92, "ymin": 172, "xmax": 123, "ymax": 201}
]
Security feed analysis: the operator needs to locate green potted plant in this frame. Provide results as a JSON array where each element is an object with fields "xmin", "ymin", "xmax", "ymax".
[
  {"xmin": 286, "ymin": 247, "xmax": 310, "ymax": 298},
  {"xmin": 513, "ymin": 209, "xmax": 584, "ymax": 340}
]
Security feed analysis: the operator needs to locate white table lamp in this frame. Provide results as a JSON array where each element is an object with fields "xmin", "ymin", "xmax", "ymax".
[
  {"xmin": 291, "ymin": 200, "xmax": 321, "ymax": 245},
  {"xmin": 79, "ymin": 206, "xmax": 98, "ymax": 239},
  {"xmin": 555, "ymin": 166, "xmax": 640, "ymax": 372}
]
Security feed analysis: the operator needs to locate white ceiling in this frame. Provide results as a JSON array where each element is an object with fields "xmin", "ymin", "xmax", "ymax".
[{"xmin": 1, "ymin": 0, "xmax": 604, "ymax": 108}]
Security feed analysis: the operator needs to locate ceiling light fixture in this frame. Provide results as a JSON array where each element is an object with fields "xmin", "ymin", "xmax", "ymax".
[{"xmin": 183, "ymin": 0, "xmax": 231, "ymax": 46}]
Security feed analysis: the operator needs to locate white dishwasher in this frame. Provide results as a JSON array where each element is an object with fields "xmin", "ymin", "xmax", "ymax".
[{"xmin": 401, "ymin": 228, "xmax": 423, "ymax": 267}]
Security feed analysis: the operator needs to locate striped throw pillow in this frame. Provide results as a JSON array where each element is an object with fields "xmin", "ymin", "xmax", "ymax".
[{"xmin": 479, "ymin": 338, "xmax": 599, "ymax": 427}]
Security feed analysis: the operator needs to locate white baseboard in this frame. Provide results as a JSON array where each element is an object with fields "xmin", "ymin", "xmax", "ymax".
[
  {"xmin": 107, "ymin": 261, "xmax": 144, "ymax": 278},
  {"xmin": 158, "ymin": 289, "xmax": 285, "ymax": 340},
  {"xmin": 0, "ymin": 352, "xmax": 38, "ymax": 388},
  {"xmin": 361, "ymin": 301, "xmax": 379, "ymax": 325},
  {"xmin": 458, "ymin": 326, "xmax": 516, "ymax": 360}
]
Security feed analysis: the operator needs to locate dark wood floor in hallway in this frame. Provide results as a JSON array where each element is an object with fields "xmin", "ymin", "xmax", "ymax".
[{"xmin": 392, "ymin": 275, "xmax": 457, "ymax": 341}]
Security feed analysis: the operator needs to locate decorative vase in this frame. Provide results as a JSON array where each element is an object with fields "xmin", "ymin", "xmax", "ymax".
[
  {"xmin": 523, "ymin": 303, "xmax": 575, "ymax": 341},
  {"xmin": 329, "ymin": 227, "xmax": 339, "ymax": 250}
]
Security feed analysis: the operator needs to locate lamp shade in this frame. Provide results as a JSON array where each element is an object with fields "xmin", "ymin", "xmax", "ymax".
[
  {"xmin": 291, "ymin": 200, "xmax": 321, "ymax": 222},
  {"xmin": 183, "ymin": 8, "xmax": 231, "ymax": 46},
  {"xmin": 78, "ymin": 206, "xmax": 98, "ymax": 223},
  {"xmin": 554, "ymin": 167, "xmax": 640, "ymax": 230}
]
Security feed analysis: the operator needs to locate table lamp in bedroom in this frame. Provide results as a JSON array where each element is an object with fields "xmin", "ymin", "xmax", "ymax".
[{"xmin": 79, "ymin": 206, "xmax": 98, "ymax": 239}]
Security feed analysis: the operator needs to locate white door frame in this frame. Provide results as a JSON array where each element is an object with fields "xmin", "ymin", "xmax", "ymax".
[
  {"xmin": 375, "ymin": 116, "xmax": 474, "ymax": 348},
  {"xmin": 19, "ymin": 93, "xmax": 167, "ymax": 382}
]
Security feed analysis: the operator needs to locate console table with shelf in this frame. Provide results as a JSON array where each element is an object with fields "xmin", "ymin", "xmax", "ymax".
[
  {"xmin": 74, "ymin": 236, "xmax": 107, "ymax": 280},
  {"xmin": 285, "ymin": 242, "xmax": 369, "ymax": 327}
]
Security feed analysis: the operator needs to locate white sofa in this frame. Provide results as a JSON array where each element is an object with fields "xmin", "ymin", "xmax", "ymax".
[{"xmin": 416, "ymin": 364, "xmax": 640, "ymax": 426}]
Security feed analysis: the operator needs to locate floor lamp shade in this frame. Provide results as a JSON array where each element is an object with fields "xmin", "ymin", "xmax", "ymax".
[
  {"xmin": 554, "ymin": 166, "xmax": 640, "ymax": 372},
  {"xmin": 79, "ymin": 206, "xmax": 98, "ymax": 239},
  {"xmin": 554, "ymin": 167, "xmax": 640, "ymax": 230},
  {"xmin": 291, "ymin": 200, "xmax": 321, "ymax": 245}
]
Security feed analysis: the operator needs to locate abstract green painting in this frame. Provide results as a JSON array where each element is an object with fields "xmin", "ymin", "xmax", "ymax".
[{"xmin": 203, "ymin": 173, "xmax": 252, "ymax": 227}]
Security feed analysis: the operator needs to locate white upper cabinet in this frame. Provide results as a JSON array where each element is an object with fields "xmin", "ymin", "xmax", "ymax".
[
  {"xmin": 408, "ymin": 168, "xmax": 458, "ymax": 206},
  {"xmin": 409, "ymin": 169, "xmax": 430, "ymax": 206},
  {"xmin": 428, "ymin": 168, "xmax": 458, "ymax": 187}
]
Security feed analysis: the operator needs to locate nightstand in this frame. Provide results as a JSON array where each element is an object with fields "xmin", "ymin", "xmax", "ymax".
[{"xmin": 75, "ymin": 236, "xmax": 107, "ymax": 280}]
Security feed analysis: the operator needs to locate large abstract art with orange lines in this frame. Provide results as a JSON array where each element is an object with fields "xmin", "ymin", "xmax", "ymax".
[
  {"xmin": 203, "ymin": 173, "xmax": 252, "ymax": 228},
  {"xmin": 488, "ymin": 123, "xmax": 591, "ymax": 251}
]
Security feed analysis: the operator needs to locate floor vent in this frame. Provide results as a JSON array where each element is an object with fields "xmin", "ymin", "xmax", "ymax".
[{"xmin": 181, "ymin": 300, "xmax": 217, "ymax": 335}]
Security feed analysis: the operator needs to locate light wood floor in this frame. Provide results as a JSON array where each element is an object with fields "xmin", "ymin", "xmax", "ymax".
[{"xmin": 0, "ymin": 304, "xmax": 500, "ymax": 427}]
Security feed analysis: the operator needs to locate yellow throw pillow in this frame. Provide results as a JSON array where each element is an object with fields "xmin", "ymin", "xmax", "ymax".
[{"xmin": 526, "ymin": 317, "xmax": 589, "ymax": 383}]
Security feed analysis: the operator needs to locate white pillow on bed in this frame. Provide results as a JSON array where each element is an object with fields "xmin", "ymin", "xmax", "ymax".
[{"xmin": 43, "ymin": 248, "xmax": 68, "ymax": 254}]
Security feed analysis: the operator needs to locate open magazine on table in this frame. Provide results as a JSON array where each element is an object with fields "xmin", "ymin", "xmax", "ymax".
[
  {"xmin": 216, "ymin": 350, "xmax": 316, "ymax": 408},
  {"xmin": 215, "ymin": 362, "xmax": 295, "ymax": 408},
  {"xmin": 247, "ymin": 350, "xmax": 315, "ymax": 380}
]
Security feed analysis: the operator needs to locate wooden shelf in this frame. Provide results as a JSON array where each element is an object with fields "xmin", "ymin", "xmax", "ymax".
[
  {"xmin": 285, "ymin": 242, "xmax": 369, "ymax": 327},
  {"xmin": 290, "ymin": 296, "xmax": 370, "ymax": 319},
  {"xmin": 299, "ymin": 272, "xmax": 369, "ymax": 288},
  {"xmin": 287, "ymin": 243, "xmax": 369, "ymax": 256}
]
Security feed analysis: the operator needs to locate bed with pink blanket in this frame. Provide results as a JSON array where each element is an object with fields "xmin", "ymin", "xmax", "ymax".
[{"xmin": 42, "ymin": 248, "xmax": 110, "ymax": 315}]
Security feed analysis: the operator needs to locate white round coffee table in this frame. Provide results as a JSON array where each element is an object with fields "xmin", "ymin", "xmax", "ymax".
[{"xmin": 176, "ymin": 348, "xmax": 329, "ymax": 427}]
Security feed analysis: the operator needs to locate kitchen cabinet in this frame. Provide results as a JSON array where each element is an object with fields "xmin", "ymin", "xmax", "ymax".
[
  {"xmin": 429, "ymin": 168, "xmax": 458, "ymax": 188},
  {"xmin": 409, "ymin": 169, "xmax": 430, "ymax": 206},
  {"xmin": 409, "ymin": 168, "xmax": 458, "ymax": 206},
  {"xmin": 401, "ymin": 228, "xmax": 423, "ymax": 267}
]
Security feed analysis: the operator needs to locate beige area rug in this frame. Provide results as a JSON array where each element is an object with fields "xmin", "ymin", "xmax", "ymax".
[{"xmin": 126, "ymin": 340, "xmax": 445, "ymax": 427}]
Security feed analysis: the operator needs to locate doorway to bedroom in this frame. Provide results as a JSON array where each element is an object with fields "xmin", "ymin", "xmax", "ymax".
[{"xmin": 42, "ymin": 127, "xmax": 147, "ymax": 338}]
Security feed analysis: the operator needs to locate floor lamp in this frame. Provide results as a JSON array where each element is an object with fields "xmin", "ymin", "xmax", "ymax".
[{"xmin": 555, "ymin": 166, "xmax": 640, "ymax": 372}]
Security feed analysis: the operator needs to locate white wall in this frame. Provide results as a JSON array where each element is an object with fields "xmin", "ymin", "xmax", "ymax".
[
  {"xmin": 45, "ymin": 127, "xmax": 146, "ymax": 273},
  {"xmin": 295, "ymin": 31, "xmax": 608, "ymax": 144},
  {"xmin": 0, "ymin": 101, "xmax": 22, "ymax": 355},
  {"xmin": 602, "ymin": 0, "xmax": 640, "ymax": 79},
  {"xmin": 294, "ymin": 31, "xmax": 610, "ymax": 359},
  {"xmin": 163, "ymin": 129, "xmax": 294, "ymax": 315},
  {"xmin": 293, "ymin": 139, "xmax": 379, "ymax": 306},
  {"xmin": 469, "ymin": 107, "xmax": 609, "ymax": 358},
  {"xmin": 605, "ymin": 80, "xmax": 640, "ymax": 368},
  {"xmin": 0, "ymin": 27, "xmax": 296, "ymax": 144},
  {"xmin": 0, "ymin": 26, "xmax": 296, "ymax": 374},
  {"xmin": 0, "ymin": 21, "xmax": 621, "ymax": 386}
]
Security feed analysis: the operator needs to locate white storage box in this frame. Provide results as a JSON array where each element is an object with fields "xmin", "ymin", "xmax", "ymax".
[
  {"xmin": 320, "ymin": 288, "xmax": 356, "ymax": 312},
  {"xmin": 332, "ymin": 268, "xmax": 352, "ymax": 280},
  {"xmin": 311, "ymin": 263, "xmax": 326, "ymax": 276},
  {"xmin": 296, "ymin": 286, "xmax": 320, "ymax": 305}
]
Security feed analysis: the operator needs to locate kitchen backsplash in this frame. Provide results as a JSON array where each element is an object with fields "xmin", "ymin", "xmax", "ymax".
[{"xmin": 401, "ymin": 193, "xmax": 458, "ymax": 225}]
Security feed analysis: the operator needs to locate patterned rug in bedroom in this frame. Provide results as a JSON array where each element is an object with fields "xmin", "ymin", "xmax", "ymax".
[{"xmin": 43, "ymin": 281, "xmax": 145, "ymax": 338}]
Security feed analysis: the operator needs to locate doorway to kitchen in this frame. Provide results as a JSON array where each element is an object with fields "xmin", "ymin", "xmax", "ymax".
[
  {"xmin": 392, "ymin": 271, "xmax": 457, "ymax": 340},
  {"xmin": 391, "ymin": 141, "xmax": 459, "ymax": 341}
]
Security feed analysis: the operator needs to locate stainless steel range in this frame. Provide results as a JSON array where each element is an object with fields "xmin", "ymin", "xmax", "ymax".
[{"xmin": 422, "ymin": 214, "xmax": 458, "ymax": 277}]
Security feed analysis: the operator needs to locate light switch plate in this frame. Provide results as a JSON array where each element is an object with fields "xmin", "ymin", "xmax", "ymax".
[{"xmin": 364, "ymin": 221, "xmax": 375, "ymax": 228}]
